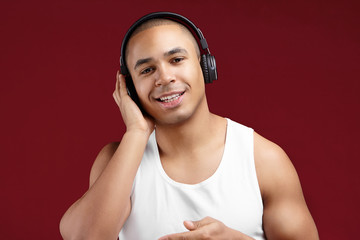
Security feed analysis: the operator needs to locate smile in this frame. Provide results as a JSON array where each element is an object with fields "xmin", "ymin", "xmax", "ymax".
[
  {"xmin": 157, "ymin": 92, "xmax": 185, "ymax": 103},
  {"xmin": 156, "ymin": 91, "xmax": 185, "ymax": 108}
]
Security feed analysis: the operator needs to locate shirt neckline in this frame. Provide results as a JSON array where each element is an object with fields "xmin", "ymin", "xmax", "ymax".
[{"xmin": 152, "ymin": 118, "xmax": 231, "ymax": 189}]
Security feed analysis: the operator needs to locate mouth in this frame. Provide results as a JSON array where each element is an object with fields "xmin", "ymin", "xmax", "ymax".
[
  {"xmin": 156, "ymin": 91, "xmax": 185, "ymax": 103},
  {"xmin": 155, "ymin": 91, "xmax": 185, "ymax": 109}
]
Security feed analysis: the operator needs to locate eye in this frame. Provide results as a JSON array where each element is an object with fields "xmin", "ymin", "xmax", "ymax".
[
  {"xmin": 140, "ymin": 67, "xmax": 154, "ymax": 75},
  {"xmin": 171, "ymin": 57, "xmax": 184, "ymax": 63}
]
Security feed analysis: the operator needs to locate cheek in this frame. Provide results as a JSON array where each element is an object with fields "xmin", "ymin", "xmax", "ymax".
[
  {"xmin": 189, "ymin": 61, "xmax": 205, "ymax": 87},
  {"xmin": 179, "ymin": 60, "xmax": 203, "ymax": 82},
  {"xmin": 133, "ymin": 79, "xmax": 153, "ymax": 101}
]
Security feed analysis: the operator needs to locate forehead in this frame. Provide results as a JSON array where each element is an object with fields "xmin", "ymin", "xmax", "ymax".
[{"xmin": 126, "ymin": 25, "xmax": 198, "ymax": 63}]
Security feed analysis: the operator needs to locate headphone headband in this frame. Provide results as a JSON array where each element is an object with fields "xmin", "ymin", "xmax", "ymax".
[{"xmin": 120, "ymin": 12, "xmax": 210, "ymax": 76}]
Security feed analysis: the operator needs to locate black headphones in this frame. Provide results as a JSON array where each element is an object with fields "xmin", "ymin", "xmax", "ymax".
[{"xmin": 119, "ymin": 12, "xmax": 217, "ymax": 108}]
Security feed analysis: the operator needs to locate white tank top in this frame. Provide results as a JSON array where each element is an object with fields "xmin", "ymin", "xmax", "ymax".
[{"xmin": 119, "ymin": 118, "xmax": 265, "ymax": 240}]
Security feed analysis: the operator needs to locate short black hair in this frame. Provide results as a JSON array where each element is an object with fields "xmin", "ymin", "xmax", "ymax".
[{"xmin": 125, "ymin": 18, "xmax": 200, "ymax": 62}]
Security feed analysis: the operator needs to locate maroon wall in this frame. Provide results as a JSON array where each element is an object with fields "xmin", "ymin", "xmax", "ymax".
[{"xmin": 1, "ymin": 0, "xmax": 359, "ymax": 239}]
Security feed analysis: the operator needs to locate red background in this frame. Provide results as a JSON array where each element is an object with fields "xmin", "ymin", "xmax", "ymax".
[{"xmin": 1, "ymin": 0, "xmax": 359, "ymax": 239}]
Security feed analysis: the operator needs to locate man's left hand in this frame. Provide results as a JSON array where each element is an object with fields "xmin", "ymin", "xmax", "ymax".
[{"xmin": 158, "ymin": 216, "xmax": 254, "ymax": 240}]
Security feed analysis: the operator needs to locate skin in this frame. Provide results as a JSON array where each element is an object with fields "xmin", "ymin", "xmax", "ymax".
[{"xmin": 59, "ymin": 24, "xmax": 319, "ymax": 240}]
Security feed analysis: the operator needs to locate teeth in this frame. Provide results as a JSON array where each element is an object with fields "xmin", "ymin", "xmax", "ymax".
[{"xmin": 160, "ymin": 93, "xmax": 181, "ymax": 102}]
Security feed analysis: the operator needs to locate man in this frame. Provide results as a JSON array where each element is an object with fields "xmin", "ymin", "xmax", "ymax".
[{"xmin": 60, "ymin": 12, "xmax": 319, "ymax": 240}]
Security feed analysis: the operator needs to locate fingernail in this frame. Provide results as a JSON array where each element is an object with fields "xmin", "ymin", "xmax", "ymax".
[{"xmin": 184, "ymin": 220, "xmax": 194, "ymax": 228}]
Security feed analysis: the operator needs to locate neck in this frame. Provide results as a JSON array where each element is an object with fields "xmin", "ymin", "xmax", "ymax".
[{"xmin": 155, "ymin": 104, "xmax": 224, "ymax": 158}]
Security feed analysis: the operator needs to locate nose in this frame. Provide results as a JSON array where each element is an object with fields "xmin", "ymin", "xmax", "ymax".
[{"xmin": 155, "ymin": 64, "xmax": 175, "ymax": 86}]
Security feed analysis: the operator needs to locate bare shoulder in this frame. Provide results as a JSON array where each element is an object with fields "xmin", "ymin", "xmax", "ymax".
[
  {"xmin": 253, "ymin": 131, "xmax": 293, "ymax": 173},
  {"xmin": 89, "ymin": 142, "xmax": 120, "ymax": 187},
  {"xmin": 253, "ymin": 132, "xmax": 319, "ymax": 239},
  {"xmin": 253, "ymin": 132, "xmax": 300, "ymax": 201},
  {"xmin": 253, "ymin": 131, "xmax": 289, "ymax": 163}
]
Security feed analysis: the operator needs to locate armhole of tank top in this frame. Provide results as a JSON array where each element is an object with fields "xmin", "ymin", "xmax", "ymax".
[
  {"xmin": 249, "ymin": 129, "xmax": 264, "ymax": 208},
  {"xmin": 129, "ymin": 165, "xmax": 138, "ymax": 198},
  {"xmin": 130, "ymin": 173, "xmax": 137, "ymax": 197},
  {"xmin": 130, "ymin": 131, "xmax": 156, "ymax": 197}
]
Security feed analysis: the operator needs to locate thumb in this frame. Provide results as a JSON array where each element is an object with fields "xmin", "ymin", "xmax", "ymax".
[
  {"xmin": 184, "ymin": 217, "xmax": 215, "ymax": 231},
  {"xmin": 183, "ymin": 220, "xmax": 198, "ymax": 231}
]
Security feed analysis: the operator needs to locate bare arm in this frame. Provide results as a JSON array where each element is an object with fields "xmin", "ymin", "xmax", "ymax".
[
  {"xmin": 254, "ymin": 132, "xmax": 319, "ymax": 240},
  {"xmin": 59, "ymin": 73, "xmax": 154, "ymax": 240}
]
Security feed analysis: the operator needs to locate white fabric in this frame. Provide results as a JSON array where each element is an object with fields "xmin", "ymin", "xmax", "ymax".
[{"xmin": 119, "ymin": 118, "xmax": 265, "ymax": 240}]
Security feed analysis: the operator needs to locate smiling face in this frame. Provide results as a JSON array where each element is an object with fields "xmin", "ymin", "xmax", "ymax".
[{"xmin": 126, "ymin": 23, "xmax": 208, "ymax": 126}]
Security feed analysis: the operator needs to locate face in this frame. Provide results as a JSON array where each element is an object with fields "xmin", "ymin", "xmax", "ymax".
[{"xmin": 126, "ymin": 24, "xmax": 207, "ymax": 125}]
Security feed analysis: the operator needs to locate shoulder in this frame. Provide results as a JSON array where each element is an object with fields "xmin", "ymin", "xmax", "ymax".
[
  {"xmin": 253, "ymin": 132, "xmax": 300, "ymax": 201},
  {"xmin": 89, "ymin": 142, "xmax": 120, "ymax": 187},
  {"xmin": 253, "ymin": 132, "xmax": 319, "ymax": 239},
  {"xmin": 253, "ymin": 132, "xmax": 289, "ymax": 166}
]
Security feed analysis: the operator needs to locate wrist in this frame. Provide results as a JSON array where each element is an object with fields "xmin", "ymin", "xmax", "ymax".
[
  {"xmin": 125, "ymin": 127, "xmax": 153, "ymax": 138},
  {"xmin": 230, "ymin": 228, "xmax": 255, "ymax": 240}
]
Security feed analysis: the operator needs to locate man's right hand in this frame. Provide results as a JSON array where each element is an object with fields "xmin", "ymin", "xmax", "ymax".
[
  {"xmin": 60, "ymin": 72, "xmax": 153, "ymax": 240},
  {"xmin": 113, "ymin": 71, "xmax": 155, "ymax": 135}
]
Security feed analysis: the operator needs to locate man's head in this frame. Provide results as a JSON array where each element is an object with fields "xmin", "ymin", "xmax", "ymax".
[
  {"xmin": 120, "ymin": 12, "xmax": 216, "ymax": 125},
  {"xmin": 120, "ymin": 12, "xmax": 217, "ymax": 86},
  {"xmin": 124, "ymin": 18, "xmax": 200, "ymax": 64}
]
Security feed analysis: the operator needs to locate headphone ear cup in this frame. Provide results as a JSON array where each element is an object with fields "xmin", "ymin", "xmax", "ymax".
[
  {"xmin": 125, "ymin": 75, "xmax": 139, "ymax": 104},
  {"xmin": 125, "ymin": 75, "xmax": 145, "ymax": 113},
  {"xmin": 120, "ymin": 56, "xmax": 129, "ymax": 76},
  {"xmin": 200, "ymin": 54, "xmax": 217, "ymax": 84},
  {"xmin": 200, "ymin": 54, "xmax": 211, "ymax": 84},
  {"xmin": 207, "ymin": 55, "xmax": 217, "ymax": 82}
]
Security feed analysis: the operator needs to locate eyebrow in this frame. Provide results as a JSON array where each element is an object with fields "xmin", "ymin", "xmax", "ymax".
[
  {"xmin": 134, "ymin": 57, "xmax": 153, "ymax": 70},
  {"xmin": 164, "ymin": 47, "xmax": 188, "ymax": 57},
  {"xmin": 134, "ymin": 47, "xmax": 189, "ymax": 71}
]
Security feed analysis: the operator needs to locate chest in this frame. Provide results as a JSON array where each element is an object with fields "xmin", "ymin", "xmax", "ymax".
[
  {"xmin": 160, "ymin": 144, "xmax": 225, "ymax": 185},
  {"xmin": 120, "ymin": 145, "xmax": 264, "ymax": 239},
  {"xmin": 120, "ymin": 121, "xmax": 265, "ymax": 240}
]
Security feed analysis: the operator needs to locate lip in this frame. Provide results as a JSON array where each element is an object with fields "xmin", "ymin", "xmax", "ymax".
[
  {"xmin": 155, "ymin": 91, "xmax": 185, "ymax": 109},
  {"xmin": 155, "ymin": 90, "xmax": 185, "ymax": 100}
]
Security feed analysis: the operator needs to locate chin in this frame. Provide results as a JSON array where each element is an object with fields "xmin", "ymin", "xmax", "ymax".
[{"xmin": 153, "ymin": 109, "xmax": 193, "ymax": 126}]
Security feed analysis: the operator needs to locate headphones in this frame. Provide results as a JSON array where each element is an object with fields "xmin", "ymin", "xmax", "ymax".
[{"xmin": 119, "ymin": 12, "xmax": 217, "ymax": 109}]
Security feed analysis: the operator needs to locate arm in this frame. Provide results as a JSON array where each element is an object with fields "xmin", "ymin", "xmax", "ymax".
[
  {"xmin": 59, "ymin": 73, "xmax": 154, "ymax": 240},
  {"xmin": 254, "ymin": 132, "xmax": 319, "ymax": 240}
]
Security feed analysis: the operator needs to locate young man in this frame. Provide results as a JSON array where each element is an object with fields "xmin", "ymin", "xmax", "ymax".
[{"xmin": 60, "ymin": 12, "xmax": 319, "ymax": 240}]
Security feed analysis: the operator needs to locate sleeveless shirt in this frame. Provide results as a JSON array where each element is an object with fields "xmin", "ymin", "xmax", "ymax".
[{"xmin": 119, "ymin": 118, "xmax": 265, "ymax": 240}]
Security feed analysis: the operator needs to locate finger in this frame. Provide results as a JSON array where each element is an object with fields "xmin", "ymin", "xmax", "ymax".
[
  {"xmin": 118, "ymin": 73, "xmax": 129, "ymax": 98},
  {"xmin": 184, "ymin": 217, "xmax": 214, "ymax": 231},
  {"xmin": 113, "ymin": 90, "xmax": 120, "ymax": 106},
  {"xmin": 116, "ymin": 70, "xmax": 120, "ymax": 87},
  {"xmin": 113, "ymin": 71, "xmax": 121, "ymax": 105},
  {"xmin": 183, "ymin": 220, "xmax": 195, "ymax": 231},
  {"xmin": 159, "ymin": 230, "xmax": 207, "ymax": 240}
]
